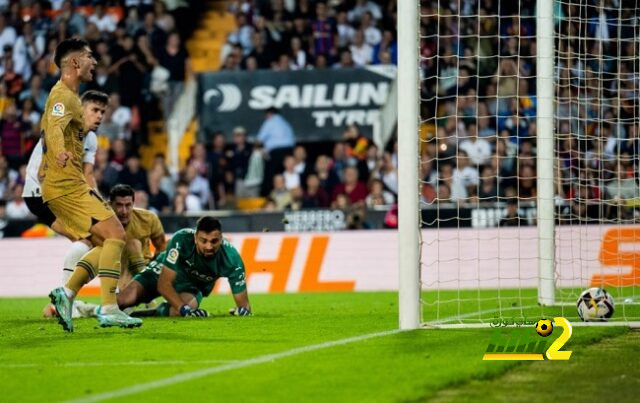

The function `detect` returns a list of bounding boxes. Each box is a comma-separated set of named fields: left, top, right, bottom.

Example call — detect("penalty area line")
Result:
left=65, top=328, right=403, bottom=403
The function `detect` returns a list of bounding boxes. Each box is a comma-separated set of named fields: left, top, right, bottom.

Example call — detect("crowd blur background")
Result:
left=0, top=0, right=637, bottom=226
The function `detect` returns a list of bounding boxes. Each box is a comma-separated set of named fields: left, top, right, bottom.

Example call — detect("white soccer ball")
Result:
left=577, top=287, right=614, bottom=321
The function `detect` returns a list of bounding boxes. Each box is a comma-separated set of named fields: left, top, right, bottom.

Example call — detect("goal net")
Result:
left=401, top=0, right=640, bottom=327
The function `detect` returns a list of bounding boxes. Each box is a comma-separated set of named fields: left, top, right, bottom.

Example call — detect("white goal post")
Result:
left=397, top=0, right=421, bottom=330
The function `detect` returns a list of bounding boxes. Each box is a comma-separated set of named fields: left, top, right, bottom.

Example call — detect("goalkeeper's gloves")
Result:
left=179, top=304, right=192, bottom=317
left=180, top=305, right=209, bottom=317
left=229, top=306, right=252, bottom=316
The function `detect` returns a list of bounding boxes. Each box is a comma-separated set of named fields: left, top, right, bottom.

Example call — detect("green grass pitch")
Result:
left=0, top=292, right=638, bottom=402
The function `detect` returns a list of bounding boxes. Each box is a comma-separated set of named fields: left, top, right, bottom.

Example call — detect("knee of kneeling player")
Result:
left=125, top=238, right=143, bottom=254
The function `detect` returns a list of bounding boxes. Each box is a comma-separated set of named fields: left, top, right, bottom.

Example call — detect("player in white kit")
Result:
left=22, top=90, right=109, bottom=318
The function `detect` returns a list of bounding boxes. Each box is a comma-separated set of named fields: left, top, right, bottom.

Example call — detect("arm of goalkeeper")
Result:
left=229, top=306, right=252, bottom=316
left=229, top=290, right=252, bottom=316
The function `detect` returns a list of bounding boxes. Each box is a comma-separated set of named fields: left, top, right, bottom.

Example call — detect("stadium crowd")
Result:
left=0, top=0, right=638, bottom=224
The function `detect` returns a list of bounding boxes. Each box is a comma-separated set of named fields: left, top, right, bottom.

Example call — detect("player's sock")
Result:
left=155, top=302, right=171, bottom=317
left=98, top=239, right=125, bottom=307
left=65, top=246, right=102, bottom=295
left=127, top=252, right=146, bottom=275
left=62, top=241, right=91, bottom=284
left=100, top=304, right=120, bottom=315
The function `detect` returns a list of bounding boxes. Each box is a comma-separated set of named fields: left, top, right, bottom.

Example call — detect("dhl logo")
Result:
left=79, top=236, right=355, bottom=296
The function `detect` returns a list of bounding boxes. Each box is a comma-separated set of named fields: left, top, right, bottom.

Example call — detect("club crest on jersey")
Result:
left=51, top=103, right=65, bottom=116
left=167, top=248, right=179, bottom=264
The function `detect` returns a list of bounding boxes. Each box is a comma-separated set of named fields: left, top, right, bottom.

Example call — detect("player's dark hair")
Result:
left=54, top=37, right=89, bottom=68
left=196, top=216, right=222, bottom=233
left=81, top=90, right=109, bottom=106
left=109, top=184, right=135, bottom=201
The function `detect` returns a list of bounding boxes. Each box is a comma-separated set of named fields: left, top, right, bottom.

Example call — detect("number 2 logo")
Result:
left=546, top=317, right=572, bottom=360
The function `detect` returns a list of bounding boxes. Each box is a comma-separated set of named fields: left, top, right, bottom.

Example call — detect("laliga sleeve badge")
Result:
left=52, top=103, right=65, bottom=117
left=167, top=248, right=179, bottom=264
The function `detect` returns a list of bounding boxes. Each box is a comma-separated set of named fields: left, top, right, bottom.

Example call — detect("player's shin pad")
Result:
left=66, top=247, right=101, bottom=294
left=98, top=239, right=125, bottom=306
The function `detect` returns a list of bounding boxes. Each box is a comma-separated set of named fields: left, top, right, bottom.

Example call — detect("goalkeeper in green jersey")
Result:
left=117, top=216, right=252, bottom=317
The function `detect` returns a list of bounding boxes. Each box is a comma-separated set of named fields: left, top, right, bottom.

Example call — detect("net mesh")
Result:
left=418, top=0, right=640, bottom=325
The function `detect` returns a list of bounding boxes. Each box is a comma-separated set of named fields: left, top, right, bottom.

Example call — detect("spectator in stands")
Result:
left=185, top=163, right=211, bottom=209
left=310, top=1, right=337, bottom=61
left=55, top=0, right=86, bottom=37
left=18, top=74, right=47, bottom=112
left=6, top=183, right=31, bottom=219
left=289, top=36, right=308, bottom=70
left=372, top=29, right=397, bottom=65
left=350, top=29, right=372, bottom=67
left=109, top=35, right=146, bottom=107
left=228, top=13, right=254, bottom=54
left=459, top=120, right=492, bottom=166
left=365, top=178, right=394, bottom=207
left=89, top=3, right=117, bottom=33
left=0, top=13, right=16, bottom=58
left=153, top=0, right=175, bottom=33
left=134, top=190, right=149, bottom=209
left=0, top=103, right=26, bottom=169
left=108, top=93, right=132, bottom=139
left=158, top=31, right=190, bottom=117
left=238, top=139, right=265, bottom=198
left=518, top=164, right=537, bottom=201
left=150, top=153, right=175, bottom=199
left=207, top=132, right=227, bottom=201
left=188, top=143, right=209, bottom=177
left=172, top=180, right=202, bottom=214
left=333, top=48, right=355, bottom=68
left=227, top=127, right=251, bottom=181
left=1, top=55, right=24, bottom=98
left=269, top=174, right=292, bottom=210
left=19, top=97, right=40, bottom=127
left=336, top=10, right=355, bottom=48
left=30, top=2, right=52, bottom=39
left=301, top=173, right=329, bottom=208
left=282, top=155, right=301, bottom=190
left=0, top=163, right=11, bottom=201
left=257, top=107, right=295, bottom=193
left=499, top=198, right=521, bottom=227
left=360, top=12, right=382, bottom=46
left=118, top=154, right=148, bottom=192
left=478, top=166, right=499, bottom=202
left=13, top=22, right=44, bottom=82
left=332, top=166, right=367, bottom=206
left=605, top=163, right=639, bottom=219
left=147, top=170, right=171, bottom=214
left=348, top=0, right=383, bottom=23
left=86, top=62, right=119, bottom=95
left=313, top=154, right=339, bottom=196
left=292, top=144, right=309, bottom=177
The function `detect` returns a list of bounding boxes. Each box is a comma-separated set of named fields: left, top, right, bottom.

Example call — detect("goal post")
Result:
left=397, top=0, right=421, bottom=330
left=536, top=0, right=556, bottom=306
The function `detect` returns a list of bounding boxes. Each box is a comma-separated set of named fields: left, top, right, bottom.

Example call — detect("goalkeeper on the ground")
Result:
left=117, top=216, right=251, bottom=317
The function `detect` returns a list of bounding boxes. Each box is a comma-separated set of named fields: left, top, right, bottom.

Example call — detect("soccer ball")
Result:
left=577, top=287, right=614, bottom=321
left=535, top=319, right=553, bottom=337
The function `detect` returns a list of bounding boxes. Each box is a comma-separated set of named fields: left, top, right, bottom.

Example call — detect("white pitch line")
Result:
left=65, top=328, right=403, bottom=403
left=0, top=360, right=238, bottom=369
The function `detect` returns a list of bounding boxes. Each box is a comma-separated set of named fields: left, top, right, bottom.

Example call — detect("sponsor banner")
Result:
left=0, top=226, right=638, bottom=297
left=197, top=66, right=396, bottom=141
